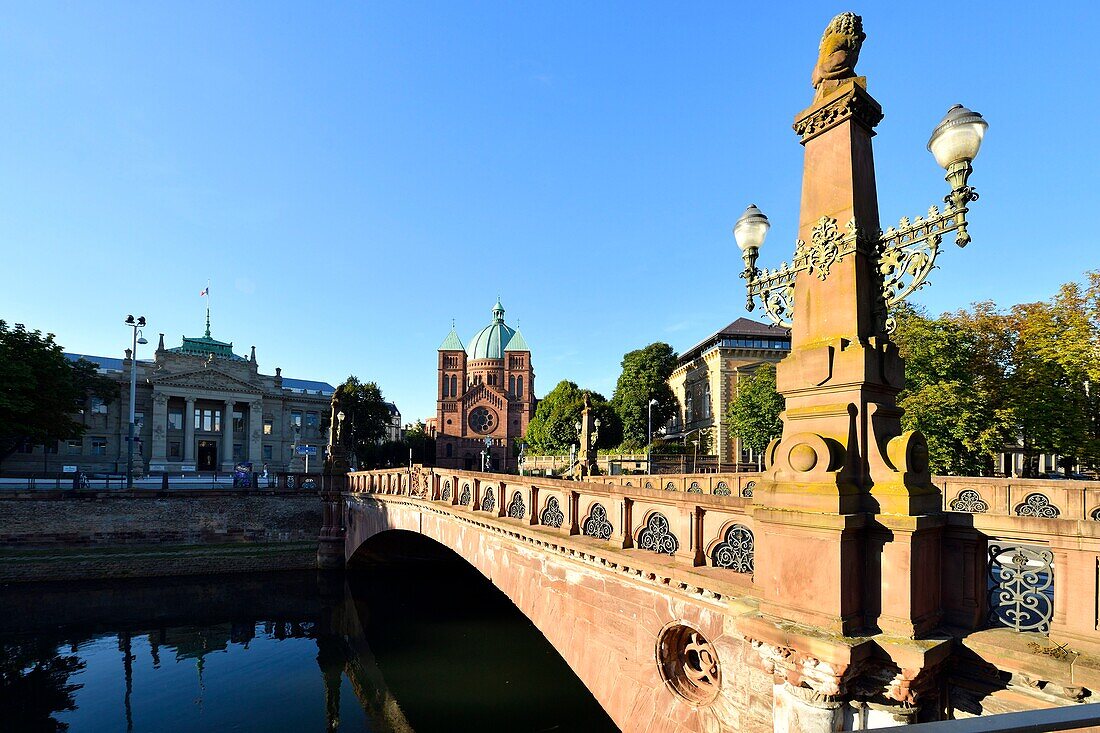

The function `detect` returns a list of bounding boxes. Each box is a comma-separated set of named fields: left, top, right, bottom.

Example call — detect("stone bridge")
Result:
left=327, top=467, right=1100, bottom=733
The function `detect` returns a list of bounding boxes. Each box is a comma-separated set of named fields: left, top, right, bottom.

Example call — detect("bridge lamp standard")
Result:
left=124, top=315, right=148, bottom=490
left=735, top=104, right=988, bottom=329
left=647, top=398, right=659, bottom=474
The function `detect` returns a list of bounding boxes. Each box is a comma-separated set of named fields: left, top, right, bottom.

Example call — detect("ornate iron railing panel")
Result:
left=741, top=481, right=755, bottom=499
left=481, top=486, right=496, bottom=514
left=713, top=481, right=731, bottom=497
left=687, top=482, right=702, bottom=494
left=1014, top=493, right=1060, bottom=518
left=988, top=542, right=1054, bottom=633
left=507, top=491, right=525, bottom=519
left=949, top=489, right=989, bottom=513
left=637, top=513, right=679, bottom=556
left=711, top=524, right=754, bottom=574
left=540, top=496, right=564, bottom=528
left=460, top=483, right=471, bottom=506
left=441, top=480, right=451, bottom=502
left=582, top=503, right=613, bottom=540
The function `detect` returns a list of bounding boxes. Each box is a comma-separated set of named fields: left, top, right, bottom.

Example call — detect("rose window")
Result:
left=468, top=406, right=497, bottom=434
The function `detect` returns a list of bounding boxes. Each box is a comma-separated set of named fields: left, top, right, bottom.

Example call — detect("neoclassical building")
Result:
left=665, top=317, right=790, bottom=467
left=4, top=322, right=336, bottom=475
left=434, top=300, right=535, bottom=471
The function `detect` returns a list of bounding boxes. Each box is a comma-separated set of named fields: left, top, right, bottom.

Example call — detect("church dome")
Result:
left=467, top=300, right=516, bottom=360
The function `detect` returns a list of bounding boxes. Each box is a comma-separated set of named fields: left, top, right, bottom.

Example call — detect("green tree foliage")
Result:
left=893, top=304, right=1016, bottom=476
left=611, top=342, right=679, bottom=449
left=335, top=376, right=394, bottom=468
left=526, top=380, right=621, bottom=453
left=0, top=321, right=115, bottom=462
left=725, top=363, right=784, bottom=454
left=0, top=638, right=85, bottom=732
left=403, top=420, right=436, bottom=465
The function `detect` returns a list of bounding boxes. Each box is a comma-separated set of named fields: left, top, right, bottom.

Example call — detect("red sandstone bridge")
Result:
left=327, top=466, right=1100, bottom=733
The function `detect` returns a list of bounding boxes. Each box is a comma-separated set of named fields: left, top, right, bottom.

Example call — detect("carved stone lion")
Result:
left=811, top=12, right=865, bottom=99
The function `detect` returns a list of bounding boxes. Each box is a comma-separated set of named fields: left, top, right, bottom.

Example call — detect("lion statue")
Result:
left=811, top=12, right=866, bottom=99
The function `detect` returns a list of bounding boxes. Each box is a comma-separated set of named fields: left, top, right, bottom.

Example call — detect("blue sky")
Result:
left=1, top=1, right=1096, bottom=423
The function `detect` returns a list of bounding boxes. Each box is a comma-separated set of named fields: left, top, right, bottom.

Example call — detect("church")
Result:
left=434, top=300, right=535, bottom=471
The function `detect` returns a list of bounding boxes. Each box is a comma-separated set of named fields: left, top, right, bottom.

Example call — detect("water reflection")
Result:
left=0, top=535, right=618, bottom=732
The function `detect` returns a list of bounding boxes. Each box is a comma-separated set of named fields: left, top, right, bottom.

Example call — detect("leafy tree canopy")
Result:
left=611, top=342, right=679, bottom=449
left=726, top=363, right=784, bottom=455
left=526, top=380, right=621, bottom=453
left=335, top=376, right=393, bottom=468
left=0, top=321, right=115, bottom=462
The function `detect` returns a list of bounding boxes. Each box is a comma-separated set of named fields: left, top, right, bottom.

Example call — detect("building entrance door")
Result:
left=197, top=440, right=218, bottom=471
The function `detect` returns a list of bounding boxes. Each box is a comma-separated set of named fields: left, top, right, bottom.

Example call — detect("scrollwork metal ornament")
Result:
left=713, top=481, right=731, bottom=496
left=460, top=483, right=471, bottom=506
left=481, top=486, right=496, bottom=514
left=1015, top=493, right=1060, bottom=519
left=949, top=489, right=989, bottom=513
left=507, top=491, right=525, bottom=519
left=637, top=513, right=679, bottom=556
left=582, top=503, right=613, bottom=540
left=989, top=543, right=1054, bottom=633
left=441, top=480, right=451, bottom=502
left=712, top=524, right=754, bottom=573
left=540, top=496, right=564, bottom=528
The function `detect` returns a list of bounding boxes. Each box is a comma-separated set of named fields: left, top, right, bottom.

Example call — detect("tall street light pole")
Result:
left=124, top=315, right=147, bottom=489
left=647, top=398, right=658, bottom=474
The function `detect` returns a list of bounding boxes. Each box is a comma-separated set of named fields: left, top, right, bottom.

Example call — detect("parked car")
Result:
left=1042, top=472, right=1069, bottom=480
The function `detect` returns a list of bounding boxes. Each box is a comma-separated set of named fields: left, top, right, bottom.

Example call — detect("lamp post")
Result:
left=124, top=315, right=147, bottom=489
left=647, top=398, right=658, bottom=474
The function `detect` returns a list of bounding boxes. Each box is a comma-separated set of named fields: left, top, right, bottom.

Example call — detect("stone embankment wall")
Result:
left=0, top=492, right=321, bottom=582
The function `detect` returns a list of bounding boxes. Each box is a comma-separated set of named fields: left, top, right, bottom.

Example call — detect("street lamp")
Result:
left=124, top=315, right=147, bottom=489
left=482, top=436, right=492, bottom=472
left=738, top=106, right=988, bottom=332
left=647, top=398, right=659, bottom=474
left=336, top=410, right=345, bottom=443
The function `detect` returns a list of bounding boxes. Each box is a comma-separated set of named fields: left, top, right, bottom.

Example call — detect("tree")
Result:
left=526, top=380, right=621, bottom=453
left=0, top=321, right=115, bottom=463
left=726, top=363, right=784, bottom=455
left=893, top=304, right=1015, bottom=475
left=403, top=420, right=436, bottom=465
left=611, top=342, right=679, bottom=449
left=335, top=376, right=393, bottom=468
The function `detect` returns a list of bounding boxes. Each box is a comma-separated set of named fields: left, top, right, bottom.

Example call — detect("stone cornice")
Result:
left=793, top=81, right=883, bottom=144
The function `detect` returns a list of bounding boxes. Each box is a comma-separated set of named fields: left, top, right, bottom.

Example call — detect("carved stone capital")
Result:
left=748, top=639, right=853, bottom=701
left=152, top=392, right=169, bottom=406
left=793, top=82, right=883, bottom=144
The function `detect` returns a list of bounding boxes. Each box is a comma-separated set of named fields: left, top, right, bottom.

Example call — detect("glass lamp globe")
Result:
left=734, top=204, right=770, bottom=253
left=928, top=105, right=988, bottom=169
left=574, top=421, right=582, bottom=432
left=337, top=410, right=345, bottom=423
left=594, top=418, right=601, bottom=428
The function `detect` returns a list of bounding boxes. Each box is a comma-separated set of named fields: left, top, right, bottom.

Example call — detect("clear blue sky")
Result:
left=1, top=2, right=1096, bottom=423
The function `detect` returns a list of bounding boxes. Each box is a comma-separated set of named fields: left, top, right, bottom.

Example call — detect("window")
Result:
left=686, top=389, right=694, bottom=423
left=263, top=444, right=273, bottom=461
left=305, top=411, right=319, bottom=429
left=90, top=438, right=108, bottom=456
left=291, top=410, right=303, bottom=428
left=703, top=383, right=711, bottom=419
left=91, top=397, right=108, bottom=414
left=509, top=375, right=515, bottom=394
left=233, top=411, right=244, bottom=433
left=169, top=441, right=181, bottom=459
left=517, top=377, right=523, bottom=398
left=168, top=410, right=183, bottom=430
left=67, top=439, right=82, bottom=454
left=263, top=418, right=273, bottom=435
left=451, top=375, right=458, bottom=396
left=445, top=443, right=453, bottom=458
left=233, top=444, right=244, bottom=461
left=195, top=408, right=221, bottom=432
left=442, top=376, right=449, bottom=398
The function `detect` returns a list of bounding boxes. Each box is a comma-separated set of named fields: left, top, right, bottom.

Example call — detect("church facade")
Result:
left=434, top=301, right=535, bottom=471
left=3, top=322, right=336, bottom=476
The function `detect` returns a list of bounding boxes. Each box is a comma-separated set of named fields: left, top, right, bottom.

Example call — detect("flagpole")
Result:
left=204, top=279, right=211, bottom=338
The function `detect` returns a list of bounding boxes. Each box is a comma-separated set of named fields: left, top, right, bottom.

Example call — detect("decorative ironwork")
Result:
left=286, top=475, right=296, bottom=490
left=687, top=481, right=702, bottom=494
left=441, top=480, right=451, bottom=502
left=540, top=496, right=564, bottom=528
left=949, top=489, right=989, bottom=513
left=742, top=481, right=755, bottom=498
left=1091, top=507, right=1100, bottom=522
left=507, top=491, right=525, bottom=519
left=664, top=481, right=676, bottom=491
left=711, top=524, right=754, bottom=574
left=713, top=481, right=731, bottom=497
left=460, top=483, right=471, bottom=506
left=644, top=481, right=654, bottom=489
left=481, top=486, right=496, bottom=514
left=1015, top=493, right=1060, bottom=519
left=637, top=512, right=679, bottom=556
left=302, top=478, right=316, bottom=491
left=582, top=503, right=613, bottom=540
left=989, top=543, right=1054, bottom=633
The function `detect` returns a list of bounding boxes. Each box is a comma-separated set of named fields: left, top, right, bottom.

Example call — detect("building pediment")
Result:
left=152, top=367, right=261, bottom=395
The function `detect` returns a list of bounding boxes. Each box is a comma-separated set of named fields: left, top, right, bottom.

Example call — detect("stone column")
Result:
left=150, top=392, right=169, bottom=471
left=183, top=397, right=196, bottom=468
left=248, top=399, right=263, bottom=466
left=223, top=399, right=236, bottom=471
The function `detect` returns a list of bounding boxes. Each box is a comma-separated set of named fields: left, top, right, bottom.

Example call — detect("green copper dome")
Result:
left=467, top=301, right=516, bottom=360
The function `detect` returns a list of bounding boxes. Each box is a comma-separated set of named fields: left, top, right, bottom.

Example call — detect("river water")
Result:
left=0, top=533, right=619, bottom=732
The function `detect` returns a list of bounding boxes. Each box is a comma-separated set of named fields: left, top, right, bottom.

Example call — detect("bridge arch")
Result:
left=344, top=494, right=773, bottom=733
